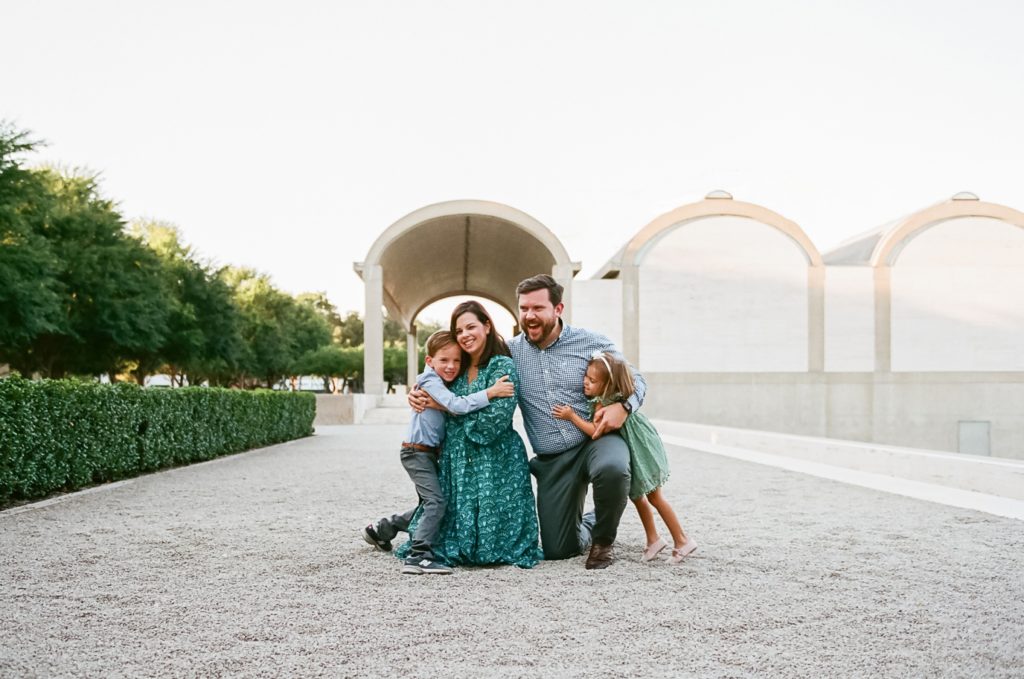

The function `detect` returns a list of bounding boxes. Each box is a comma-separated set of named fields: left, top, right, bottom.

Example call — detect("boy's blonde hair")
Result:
left=589, top=351, right=635, bottom=401
left=425, top=330, right=459, bottom=357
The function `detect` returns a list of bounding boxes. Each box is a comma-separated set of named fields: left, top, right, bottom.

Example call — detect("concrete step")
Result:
left=360, top=405, right=411, bottom=425
left=378, top=393, right=410, bottom=408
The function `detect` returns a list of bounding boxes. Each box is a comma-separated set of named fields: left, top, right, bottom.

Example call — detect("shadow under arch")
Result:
left=411, top=290, right=516, bottom=328
left=355, top=199, right=579, bottom=395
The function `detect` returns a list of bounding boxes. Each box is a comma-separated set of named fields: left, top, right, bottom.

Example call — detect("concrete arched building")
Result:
left=822, top=192, right=1024, bottom=457
left=585, top=190, right=825, bottom=372
left=355, top=193, right=1024, bottom=458
left=354, top=200, right=578, bottom=396
left=571, top=192, right=827, bottom=445
left=577, top=192, right=1024, bottom=458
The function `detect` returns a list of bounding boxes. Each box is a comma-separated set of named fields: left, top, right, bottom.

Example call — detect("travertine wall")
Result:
left=636, top=216, right=809, bottom=372
left=587, top=206, right=1024, bottom=458
left=640, top=372, right=1024, bottom=459
left=824, top=267, right=875, bottom=372
left=890, top=217, right=1024, bottom=372
left=570, top=279, right=624, bottom=348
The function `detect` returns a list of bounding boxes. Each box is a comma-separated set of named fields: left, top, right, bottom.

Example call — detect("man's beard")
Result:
left=524, top=317, right=557, bottom=345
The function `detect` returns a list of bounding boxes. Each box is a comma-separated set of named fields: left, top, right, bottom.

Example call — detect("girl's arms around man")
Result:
left=553, top=402, right=601, bottom=438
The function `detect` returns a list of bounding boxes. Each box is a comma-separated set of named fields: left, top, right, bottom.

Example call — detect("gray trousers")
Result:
left=528, top=432, right=630, bottom=560
left=376, top=447, right=447, bottom=560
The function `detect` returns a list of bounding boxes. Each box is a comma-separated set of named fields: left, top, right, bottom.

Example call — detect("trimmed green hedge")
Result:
left=0, top=377, right=315, bottom=506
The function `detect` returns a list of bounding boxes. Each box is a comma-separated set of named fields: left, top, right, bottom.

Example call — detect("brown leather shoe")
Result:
left=585, top=543, right=614, bottom=570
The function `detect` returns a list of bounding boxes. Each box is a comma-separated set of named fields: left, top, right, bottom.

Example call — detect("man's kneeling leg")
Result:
left=583, top=433, right=630, bottom=547
left=530, top=448, right=589, bottom=560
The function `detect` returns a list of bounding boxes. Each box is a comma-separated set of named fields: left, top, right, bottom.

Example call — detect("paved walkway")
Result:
left=2, top=425, right=1022, bottom=678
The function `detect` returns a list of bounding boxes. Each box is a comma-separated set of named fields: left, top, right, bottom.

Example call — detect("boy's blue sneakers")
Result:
left=401, top=556, right=453, bottom=575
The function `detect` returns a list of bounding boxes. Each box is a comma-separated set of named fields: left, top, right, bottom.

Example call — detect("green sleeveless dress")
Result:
left=397, top=355, right=543, bottom=568
left=590, top=395, right=670, bottom=500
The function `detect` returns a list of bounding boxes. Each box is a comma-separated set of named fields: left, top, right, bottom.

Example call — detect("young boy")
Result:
left=362, top=330, right=514, bottom=574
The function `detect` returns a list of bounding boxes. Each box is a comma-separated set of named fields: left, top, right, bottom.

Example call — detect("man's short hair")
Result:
left=425, top=330, right=457, bottom=357
left=515, top=274, right=564, bottom=306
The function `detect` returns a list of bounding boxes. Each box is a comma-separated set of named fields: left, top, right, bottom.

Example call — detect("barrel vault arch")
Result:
left=355, top=200, right=579, bottom=395
left=595, top=192, right=824, bottom=369
left=868, top=193, right=1024, bottom=372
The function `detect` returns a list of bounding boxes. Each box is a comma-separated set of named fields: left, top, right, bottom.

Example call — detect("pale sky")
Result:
left=4, top=0, right=1023, bottom=329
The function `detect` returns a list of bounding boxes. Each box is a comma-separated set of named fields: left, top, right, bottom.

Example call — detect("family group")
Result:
left=362, top=274, right=696, bottom=573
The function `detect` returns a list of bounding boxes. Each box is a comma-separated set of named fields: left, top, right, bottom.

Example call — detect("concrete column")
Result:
left=621, top=265, right=641, bottom=366
left=874, top=266, right=892, bottom=372
left=552, top=263, right=576, bottom=324
left=808, top=266, right=825, bottom=372
left=363, top=264, right=385, bottom=396
left=406, top=328, right=418, bottom=393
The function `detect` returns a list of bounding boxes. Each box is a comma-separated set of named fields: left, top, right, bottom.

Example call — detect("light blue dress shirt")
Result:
left=404, top=366, right=491, bottom=447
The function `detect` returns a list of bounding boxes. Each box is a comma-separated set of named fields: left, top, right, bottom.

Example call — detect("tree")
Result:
left=335, top=311, right=363, bottom=348
left=222, top=268, right=331, bottom=388
left=10, top=168, right=170, bottom=378
left=415, top=319, right=443, bottom=345
left=297, top=292, right=344, bottom=344
left=132, top=220, right=244, bottom=386
left=384, top=315, right=406, bottom=345
left=0, top=123, right=63, bottom=367
left=183, top=265, right=245, bottom=387
left=290, top=295, right=333, bottom=361
left=293, top=345, right=362, bottom=393
left=334, top=310, right=414, bottom=348
left=383, top=345, right=407, bottom=393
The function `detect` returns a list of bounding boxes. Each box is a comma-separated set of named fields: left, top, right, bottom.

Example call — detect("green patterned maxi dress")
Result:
left=396, top=355, right=543, bottom=568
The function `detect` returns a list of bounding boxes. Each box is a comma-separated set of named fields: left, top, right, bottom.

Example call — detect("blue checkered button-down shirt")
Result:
left=508, top=323, right=646, bottom=455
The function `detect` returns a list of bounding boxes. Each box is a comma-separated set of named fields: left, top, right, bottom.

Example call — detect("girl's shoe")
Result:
left=667, top=539, right=697, bottom=564
left=642, top=537, right=668, bottom=562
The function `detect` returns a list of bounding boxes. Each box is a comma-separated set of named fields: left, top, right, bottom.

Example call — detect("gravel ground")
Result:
left=2, top=424, right=1022, bottom=678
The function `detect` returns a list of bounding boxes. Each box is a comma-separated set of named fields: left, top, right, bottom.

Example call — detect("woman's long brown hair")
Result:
left=450, top=300, right=510, bottom=376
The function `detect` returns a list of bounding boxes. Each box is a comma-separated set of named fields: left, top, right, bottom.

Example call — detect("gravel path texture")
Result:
left=2, top=424, right=1022, bottom=678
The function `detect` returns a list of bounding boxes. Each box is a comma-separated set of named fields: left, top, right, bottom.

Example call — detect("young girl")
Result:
left=553, top=351, right=697, bottom=563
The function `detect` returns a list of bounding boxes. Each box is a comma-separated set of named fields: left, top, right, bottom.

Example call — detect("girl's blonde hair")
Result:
left=589, top=351, right=635, bottom=401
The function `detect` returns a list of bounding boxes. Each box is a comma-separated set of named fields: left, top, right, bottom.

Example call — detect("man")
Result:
left=509, top=274, right=645, bottom=569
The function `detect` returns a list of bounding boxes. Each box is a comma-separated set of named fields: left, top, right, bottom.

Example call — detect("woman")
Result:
left=397, top=300, right=543, bottom=568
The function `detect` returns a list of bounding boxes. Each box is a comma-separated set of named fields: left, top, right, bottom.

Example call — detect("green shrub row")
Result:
left=0, top=377, right=315, bottom=506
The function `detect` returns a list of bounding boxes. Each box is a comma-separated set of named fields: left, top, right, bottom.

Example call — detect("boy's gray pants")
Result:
left=376, top=447, right=446, bottom=560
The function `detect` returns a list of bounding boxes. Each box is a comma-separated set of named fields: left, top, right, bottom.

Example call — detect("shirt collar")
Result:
left=531, top=320, right=572, bottom=350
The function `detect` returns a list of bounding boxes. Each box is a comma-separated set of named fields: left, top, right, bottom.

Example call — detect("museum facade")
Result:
left=357, top=192, right=1024, bottom=459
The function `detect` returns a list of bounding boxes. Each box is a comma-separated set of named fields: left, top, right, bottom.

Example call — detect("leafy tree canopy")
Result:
left=0, top=123, right=63, bottom=359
